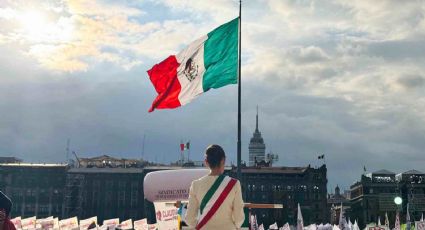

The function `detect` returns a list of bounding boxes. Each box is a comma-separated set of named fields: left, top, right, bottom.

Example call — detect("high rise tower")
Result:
left=249, top=106, right=266, bottom=166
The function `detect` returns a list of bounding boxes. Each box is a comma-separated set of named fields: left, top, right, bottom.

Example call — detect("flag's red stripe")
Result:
left=196, top=179, right=237, bottom=230
left=147, top=55, right=181, bottom=112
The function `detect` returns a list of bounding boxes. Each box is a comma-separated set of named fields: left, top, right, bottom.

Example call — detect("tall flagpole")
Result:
left=237, top=0, right=242, bottom=180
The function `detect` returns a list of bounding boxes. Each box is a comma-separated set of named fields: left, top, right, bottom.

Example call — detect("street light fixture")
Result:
left=394, top=196, right=402, bottom=205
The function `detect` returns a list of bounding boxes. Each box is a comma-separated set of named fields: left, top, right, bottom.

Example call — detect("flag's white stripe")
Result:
left=198, top=176, right=232, bottom=223
left=176, top=35, right=208, bottom=105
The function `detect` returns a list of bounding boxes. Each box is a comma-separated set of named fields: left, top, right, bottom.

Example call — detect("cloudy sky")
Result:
left=1, top=0, right=425, bottom=190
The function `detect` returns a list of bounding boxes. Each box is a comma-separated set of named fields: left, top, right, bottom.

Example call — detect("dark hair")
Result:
left=0, top=191, right=12, bottom=217
left=205, top=144, right=226, bottom=168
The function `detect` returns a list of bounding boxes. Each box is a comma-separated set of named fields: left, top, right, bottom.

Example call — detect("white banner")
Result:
left=59, top=217, right=79, bottom=230
left=154, top=202, right=178, bottom=230
left=118, top=219, right=133, bottom=230
left=416, top=221, right=425, bottom=230
left=11, top=217, right=22, bottom=229
left=134, top=219, right=148, bottom=230
left=147, top=224, right=157, bottom=230
left=40, top=218, right=55, bottom=230
left=80, top=216, right=97, bottom=230
left=21, top=216, right=36, bottom=230
left=98, top=225, right=108, bottom=230
left=103, top=218, right=119, bottom=230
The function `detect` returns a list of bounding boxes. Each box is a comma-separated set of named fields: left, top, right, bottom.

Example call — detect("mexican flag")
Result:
left=147, top=18, right=239, bottom=112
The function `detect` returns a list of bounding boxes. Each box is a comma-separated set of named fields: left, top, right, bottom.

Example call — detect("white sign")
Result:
left=40, top=218, right=55, bottom=230
left=144, top=169, right=208, bottom=202
left=21, top=216, right=36, bottom=230
left=154, top=202, right=179, bottom=230
left=134, top=219, right=148, bottom=230
left=416, top=221, right=425, bottom=230
left=59, top=217, right=79, bottom=230
left=11, top=217, right=22, bottom=229
left=118, top=219, right=133, bottom=230
left=147, top=224, right=157, bottom=230
left=103, top=218, right=119, bottom=230
left=80, top=216, right=97, bottom=230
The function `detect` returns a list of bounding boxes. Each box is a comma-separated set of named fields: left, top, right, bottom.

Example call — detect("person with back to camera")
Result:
left=185, top=145, right=245, bottom=230
left=0, top=191, right=16, bottom=230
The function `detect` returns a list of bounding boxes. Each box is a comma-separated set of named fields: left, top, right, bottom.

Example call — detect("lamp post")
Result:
left=395, top=196, right=403, bottom=220
left=394, top=196, right=402, bottom=211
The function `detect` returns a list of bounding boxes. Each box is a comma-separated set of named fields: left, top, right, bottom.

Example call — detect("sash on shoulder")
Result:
left=196, top=175, right=237, bottom=230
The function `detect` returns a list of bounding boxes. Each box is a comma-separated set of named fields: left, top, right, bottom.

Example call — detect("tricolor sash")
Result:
left=196, top=175, right=237, bottom=230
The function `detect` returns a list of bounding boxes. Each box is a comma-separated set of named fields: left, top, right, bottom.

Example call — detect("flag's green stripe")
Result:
left=202, top=18, right=239, bottom=92
left=200, top=175, right=225, bottom=214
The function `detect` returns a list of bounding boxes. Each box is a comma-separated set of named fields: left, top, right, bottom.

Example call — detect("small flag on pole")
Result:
left=180, top=142, right=190, bottom=151
left=395, top=211, right=401, bottom=230
left=407, top=203, right=411, bottom=230
left=297, top=203, right=304, bottom=230
left=385, top=212, right=389, bottom=229
left=339, top=203, right=347, bottom=230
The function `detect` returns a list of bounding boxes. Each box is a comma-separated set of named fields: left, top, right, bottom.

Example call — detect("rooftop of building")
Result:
left=0, top=156, right=23, bottom=163
left=68, top=167, right=145, bottom=174
left=0, top=163, right=68, bottom=167
left=231, top=164, right=325, bottom=174
left=79, top=154, right=141, bottom=162
left=351, top=168, right=425, bottom=188
left=372, top=169, right=396, bottom=175
left=328, top=185, right=349, bottom=204
left=400, top=169, right=424, bottom=175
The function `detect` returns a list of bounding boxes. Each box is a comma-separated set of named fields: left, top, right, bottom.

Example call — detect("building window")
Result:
left=105, top=191, right=112, bottom=206
left=119, top=181, right=126, bottom=189
left=106, top=180, right=114, bottom=189
left=93, top=180, right=100, bottom=188
left=39, top=205, right=49, bottom=213
left=118, top=191, right=125, bottom=207
left=131, top=191, right=138, bottom=207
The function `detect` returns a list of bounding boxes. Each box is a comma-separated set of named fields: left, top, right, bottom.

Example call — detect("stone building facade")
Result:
left=0, top=163, right=67, bottom=218
left=230, top=164, right=328, bottom=227
left=350, top=169, right=425, bottom=229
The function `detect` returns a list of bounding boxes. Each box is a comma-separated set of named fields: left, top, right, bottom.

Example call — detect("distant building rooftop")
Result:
left=372, top=169, right=396, bottom=175
left=0, top=163, right=67, bottom=168
left=68, top=167, right=144, bottom=174
left=77, top=154, right=144, bottom=168
left=0, top=157, right=23, bottom=163
left=401, top=169, right=424, bottom=175
left=235, top=166, right=311, bottom=174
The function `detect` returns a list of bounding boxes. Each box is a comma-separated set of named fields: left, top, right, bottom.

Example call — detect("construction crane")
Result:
left=72, top=151, right=81, bottom=168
